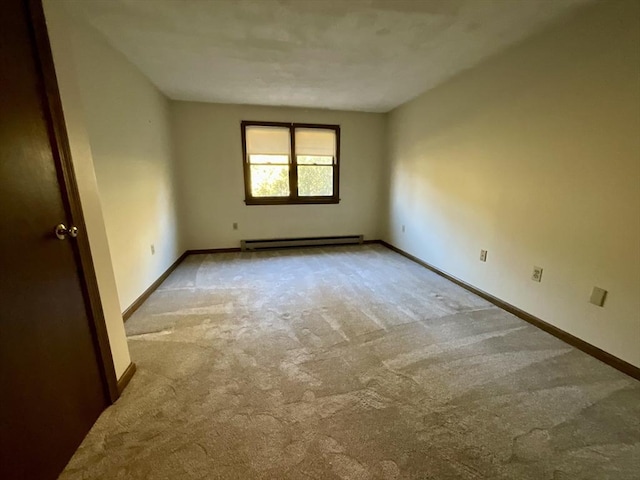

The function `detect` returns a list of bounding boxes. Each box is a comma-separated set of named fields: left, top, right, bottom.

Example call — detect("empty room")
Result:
left=1, top=0, right=639, bottom=479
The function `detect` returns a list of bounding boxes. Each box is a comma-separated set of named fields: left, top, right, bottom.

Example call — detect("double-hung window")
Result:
left=241, top=121, right=340, bottom=205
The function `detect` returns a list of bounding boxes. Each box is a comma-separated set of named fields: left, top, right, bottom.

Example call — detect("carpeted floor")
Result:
left=60, top=245, right=640, bottom=479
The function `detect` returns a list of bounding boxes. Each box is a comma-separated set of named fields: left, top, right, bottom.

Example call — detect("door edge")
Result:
left=27, top=0, right=120, bottom=404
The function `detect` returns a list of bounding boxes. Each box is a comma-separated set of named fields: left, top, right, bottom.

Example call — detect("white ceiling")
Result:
left=62, top=0, right=591, bottom=113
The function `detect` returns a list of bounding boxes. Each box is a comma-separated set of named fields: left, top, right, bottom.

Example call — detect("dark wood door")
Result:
left=0, top=1, right=109, bottom=479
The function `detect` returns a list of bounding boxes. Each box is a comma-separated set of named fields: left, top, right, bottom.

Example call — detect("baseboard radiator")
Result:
left=241, top=235, right=363, bottom=251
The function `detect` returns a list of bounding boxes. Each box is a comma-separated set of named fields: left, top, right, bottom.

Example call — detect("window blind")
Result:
left=245, top=126, right=290, bottom=156
left=294, top=128, right=336, bottom=158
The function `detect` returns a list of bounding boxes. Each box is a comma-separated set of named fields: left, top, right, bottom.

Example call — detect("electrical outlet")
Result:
left=150, top=244, right=155, bottom=255
left=531, top=266, right=543, bottom=282
left=402, top=225, right=405, bottom=233
left=233, top=222, right=238, bottom=230
left=480, top=250, right=488, bottom=262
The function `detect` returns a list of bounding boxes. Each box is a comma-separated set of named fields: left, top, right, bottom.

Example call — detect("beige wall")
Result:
left=59, top=5, right=183, bottom=312
left=172, top=102, right=386, bottom=249
left=42, top=1, right=131, bottom=378
left=44, top=0, right=639, bottom=376
left=385, top=0, right=640, bottom=367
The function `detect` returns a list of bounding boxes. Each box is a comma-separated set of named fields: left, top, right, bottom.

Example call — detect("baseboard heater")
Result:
left=241, top=235, right=363, bottom=251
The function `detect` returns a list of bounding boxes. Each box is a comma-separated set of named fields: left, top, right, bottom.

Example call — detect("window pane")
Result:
left=250, top=165, right=290, bottom=197
left=249, top=154, right=289, bottom=165
left=298, top=165, right=333, bottom=196
left=297, top=155, right=333, bottom=165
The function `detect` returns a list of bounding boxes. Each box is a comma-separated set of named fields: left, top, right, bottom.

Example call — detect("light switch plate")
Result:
left=590, top=287, right=607, bottom=307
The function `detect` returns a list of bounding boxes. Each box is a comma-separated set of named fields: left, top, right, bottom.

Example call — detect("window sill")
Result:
left=245, top=197, right=340, bottom=206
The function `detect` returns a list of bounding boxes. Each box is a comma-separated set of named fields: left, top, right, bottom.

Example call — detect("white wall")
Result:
left=59, top=5, right=183, bottom=312
left=42, top=1, right=131, bottom=379
left=172, top=103, right=386, bottom=249
left=385, top=0, right=640, bottom=367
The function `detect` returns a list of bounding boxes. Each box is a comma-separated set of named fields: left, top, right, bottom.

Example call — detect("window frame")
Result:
left=241, top=120, right=341, bottom=205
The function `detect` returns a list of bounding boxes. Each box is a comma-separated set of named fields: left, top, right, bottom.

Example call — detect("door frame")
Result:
left=27, top=0, right=120, bottom=404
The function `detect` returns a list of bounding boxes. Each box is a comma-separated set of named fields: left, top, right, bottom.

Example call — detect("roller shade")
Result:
left=246, top=126, right=290, bottom=156
left=295, top=128, right=336, bottom=157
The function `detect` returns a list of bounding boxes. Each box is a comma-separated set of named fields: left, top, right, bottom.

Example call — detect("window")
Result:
left=241, top=121, right=340, bottom=205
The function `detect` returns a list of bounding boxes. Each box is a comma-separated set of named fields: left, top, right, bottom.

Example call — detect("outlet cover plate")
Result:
left=480, top=250, right=488, bottom=262
left=590, top=287, right=607, bottom=307
left=532, top=266, right=543, bottom=282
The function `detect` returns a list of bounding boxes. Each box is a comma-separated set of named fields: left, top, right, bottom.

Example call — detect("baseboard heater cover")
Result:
left=241, top=235, right=363, bottom=251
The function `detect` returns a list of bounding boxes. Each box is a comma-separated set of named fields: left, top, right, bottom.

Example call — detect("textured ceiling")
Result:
left=62, top=0, right=591, bottom=112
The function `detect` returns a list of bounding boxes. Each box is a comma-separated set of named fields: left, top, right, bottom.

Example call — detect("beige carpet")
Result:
left=60, top=245, right=640, bottom=479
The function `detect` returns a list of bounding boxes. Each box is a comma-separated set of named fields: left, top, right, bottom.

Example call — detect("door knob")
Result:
left=55, top=223, right=79, bottom=240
